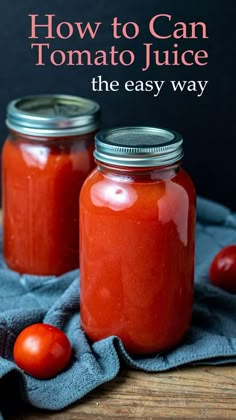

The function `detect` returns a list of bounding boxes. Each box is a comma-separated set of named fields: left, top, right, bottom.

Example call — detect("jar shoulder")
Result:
left=81, top=167, right=195, bottom=193
left=2, top=136, right=95, bottom=174
left=80, top=167, right=196, bottom=213
left=175, top=168, right=196, bottom=198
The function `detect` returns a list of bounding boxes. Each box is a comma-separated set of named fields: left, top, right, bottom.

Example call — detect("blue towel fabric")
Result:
left=0, top=197, right=236, bottom=417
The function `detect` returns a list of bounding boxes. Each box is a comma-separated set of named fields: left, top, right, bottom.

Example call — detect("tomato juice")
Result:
left=80, top=127, right=196, bottom=354
left=2, top=94, right=100, bottom=275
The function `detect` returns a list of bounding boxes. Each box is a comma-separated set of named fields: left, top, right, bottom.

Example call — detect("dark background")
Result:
left=0, top=0, right=235, bottom=208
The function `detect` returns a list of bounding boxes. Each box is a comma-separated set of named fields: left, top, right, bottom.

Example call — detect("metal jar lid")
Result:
left=94, top=127, right=184, bottom=167
left=6, top=94, right=101, bottom=137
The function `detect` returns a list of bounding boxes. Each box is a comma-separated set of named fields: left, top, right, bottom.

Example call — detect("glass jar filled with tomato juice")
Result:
left=80, top=127, right=196, bottom=354
left=2, top=94, right=100, bottom=275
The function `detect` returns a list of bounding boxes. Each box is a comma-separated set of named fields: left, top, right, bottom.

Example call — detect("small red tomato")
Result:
left=209, top=245, right=236, bottom=293
left=13, top=323, right=72, bottom=379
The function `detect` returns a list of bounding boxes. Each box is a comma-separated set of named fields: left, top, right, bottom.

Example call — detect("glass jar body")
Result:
left=2, top=131, right=96, bottom=275
left=80, top=163, right=196, bottom=354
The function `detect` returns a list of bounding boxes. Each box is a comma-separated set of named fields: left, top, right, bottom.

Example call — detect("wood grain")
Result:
left=6, top=365, right=236, bottom=419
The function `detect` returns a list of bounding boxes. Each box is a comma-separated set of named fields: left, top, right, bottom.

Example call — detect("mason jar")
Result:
left=2, top=94, right=100, bottom=275
left=80, top=127, right=196, bottom=354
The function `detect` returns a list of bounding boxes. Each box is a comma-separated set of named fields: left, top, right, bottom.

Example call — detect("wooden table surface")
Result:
left=5, top=364, right=236, bottom=419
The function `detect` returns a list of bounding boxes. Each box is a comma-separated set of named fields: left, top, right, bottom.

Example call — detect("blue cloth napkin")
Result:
left=0, top=197, right=236, bottom=417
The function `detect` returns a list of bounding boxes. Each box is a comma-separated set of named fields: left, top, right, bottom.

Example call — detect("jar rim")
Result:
left=6, top=94, right=101, bottom=137
left=94, top=126, right=184, bottom=168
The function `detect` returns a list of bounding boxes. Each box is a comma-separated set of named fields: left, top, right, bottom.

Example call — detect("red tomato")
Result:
left=13, top=323, right=72, bottom=379
left=209, top=245, right=236, bottom=293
